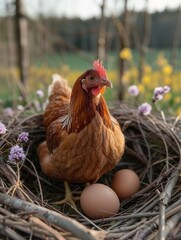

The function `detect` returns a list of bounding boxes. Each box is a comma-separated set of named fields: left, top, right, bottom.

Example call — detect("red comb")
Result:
left=93, top=59, right=107, bottom=79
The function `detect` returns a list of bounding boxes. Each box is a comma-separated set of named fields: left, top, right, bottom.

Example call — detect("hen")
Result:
left=37, top=60, right=125, bottom=204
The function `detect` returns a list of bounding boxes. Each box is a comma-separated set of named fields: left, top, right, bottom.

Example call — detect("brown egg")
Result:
left=111, top=169, right=140, bottom=199
left=80, top=183, right=120, bottom=219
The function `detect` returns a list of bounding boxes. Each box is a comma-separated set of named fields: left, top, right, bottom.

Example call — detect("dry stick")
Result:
left=22, top=164, right=65, bottom=192
left=0, top=215, right=56, bottom=239
left=111, top=219, right=146, bottom=232
left=72, top=206, right=102, bottom=231
left=87, top=212, right=158, bottom=227
left=107, top=196, right=158, bottom=231
left=136, top=223, right=158, bottom=240
left=0, top=222, right=26, bottom=240
left=158, top=192, right=166, bottom=240
left=0, top=193, right=105, bottom=240
left=137, top=117, right=153, bottom=182
left=0, top=162, right=26, bottom=200
left=146, top=204, right=181, bottom=240
left=125, top=146, right=147, bottom=166
left=164, top=211, right=181, bottom=239
left=30, top=216, right=66, bottom=240
left=26, top=158, right=44, bottom=205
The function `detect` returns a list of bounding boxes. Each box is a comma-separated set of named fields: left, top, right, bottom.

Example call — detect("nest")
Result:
left=0, top=104, right=181, bottom=240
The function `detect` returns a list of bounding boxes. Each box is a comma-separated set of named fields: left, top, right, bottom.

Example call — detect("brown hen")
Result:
left=37, top=60, right=125, bottom=204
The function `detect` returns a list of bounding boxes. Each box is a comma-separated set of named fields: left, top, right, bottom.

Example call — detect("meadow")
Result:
left=0, top=48, right=181, bottom=116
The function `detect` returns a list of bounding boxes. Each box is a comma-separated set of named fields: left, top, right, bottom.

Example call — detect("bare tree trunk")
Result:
left=15, top=0, right=29, bottom=100
left=171, top=5, right=181, bottom=69
left=6, top=3, right=17, bottom=108
left=138, top=0, right=151, bottom=82
left=97, top=0, right=106, bottom=61
left=112, top=0, right=130, bottom=101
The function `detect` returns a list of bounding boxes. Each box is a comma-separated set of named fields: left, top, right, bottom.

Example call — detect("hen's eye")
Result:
left=90, top=76, right=94, bottom=80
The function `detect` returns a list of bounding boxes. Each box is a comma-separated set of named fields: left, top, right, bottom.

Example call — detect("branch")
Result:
left=164, top=210, right=181, bottom=239
left=0, top=193, right=105, bottom=240
left=111, top=15, right=129, bottom=47
left=0, top=222, right=26, bottom=240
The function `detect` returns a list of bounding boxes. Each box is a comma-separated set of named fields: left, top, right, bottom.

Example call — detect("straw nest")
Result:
left=0, top=103, right=181, bottom=240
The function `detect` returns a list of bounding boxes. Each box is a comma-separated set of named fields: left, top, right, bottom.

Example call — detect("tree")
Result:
left=97, top=0, right=106, bottom=61
left=15, top=0, right=29, bottom=100
left=112, top=0, right=130, bottom=100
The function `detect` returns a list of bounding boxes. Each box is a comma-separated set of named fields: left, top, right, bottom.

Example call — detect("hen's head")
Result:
left=74, top=60, right=112, bottom=97
left=69, top=60, right=113, bottom=131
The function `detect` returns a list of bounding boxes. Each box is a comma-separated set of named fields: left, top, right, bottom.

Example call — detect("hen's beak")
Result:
left=99, top=78, right=113, bottom=88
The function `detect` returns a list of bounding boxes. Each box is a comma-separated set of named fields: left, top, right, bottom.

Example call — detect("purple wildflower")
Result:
left=8, top=145, right=25, bottom=164
left=0, top=122, right=7, bottom=135
left=153, top=86, right=170, bottom=102
left=163, top=86, right=171, bottom=93
left=17, top=132, right=29, bottom=143
left=36, top=89, right=44, bottom=98
left=128, top=85, right=139, bottom=96
left=153, top=87, right=164, bottom=101
left=138, top=103, right=152, bottom=116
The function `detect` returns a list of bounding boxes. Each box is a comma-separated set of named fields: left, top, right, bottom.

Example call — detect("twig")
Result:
left=0, top=222, right=26, bottom=240
left=26, top=158, right=44, bottom=205
left=135, top=222, right=157, bottom=240
left=0, top=215, right=55, bottom=239
left=157, top=165, right=181, bottom=240
left=30, top=216, right=66, bottom=240
left=164, top=210, right=181, bottom=239
left=158, top=193, right=166, bottom=240
left=87, top=212, right=158, bottom=225
left=0, top=192, right=105, bottom=240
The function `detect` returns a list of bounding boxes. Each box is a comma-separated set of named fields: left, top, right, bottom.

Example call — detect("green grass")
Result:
left=34, top=48, right=181, bottom=71
left=34, top=52, right=95, bottom=70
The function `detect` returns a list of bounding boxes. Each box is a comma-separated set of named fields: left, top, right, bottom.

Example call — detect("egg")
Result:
left=80, top=183, right=120, bottom=219
left=111, top=169, right=140, bottom=199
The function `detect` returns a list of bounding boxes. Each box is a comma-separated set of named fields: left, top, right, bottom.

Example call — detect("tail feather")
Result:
left=43, top=74, right=71, bottom=129
left=48, top=74, right=71, bottom=102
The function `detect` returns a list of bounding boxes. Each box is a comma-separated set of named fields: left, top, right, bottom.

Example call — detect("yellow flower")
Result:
left=143, top=64, right=152, bottom=74
left=119, top=48, right=132, bottom=61
left=138, top=84, right=144, bottom=93
left=122, top=71, right=130, bottom=83
left=142, top=75, right=151, bottom=85
left=162, top=65, right=173, bottom=75
left=130, top=67, right=138, bottom=78
left=175, top=96, right=180, bottom=104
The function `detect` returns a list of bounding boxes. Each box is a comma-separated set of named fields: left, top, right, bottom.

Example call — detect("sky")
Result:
left=1, top=0, right=181, bottom=19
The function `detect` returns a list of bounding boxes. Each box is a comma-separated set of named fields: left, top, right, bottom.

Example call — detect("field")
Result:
left=1, top=48, right=181, bottom=116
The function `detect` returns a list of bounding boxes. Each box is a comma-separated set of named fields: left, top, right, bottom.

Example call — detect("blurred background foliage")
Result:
left=0, top=0, right=181, bottom=116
